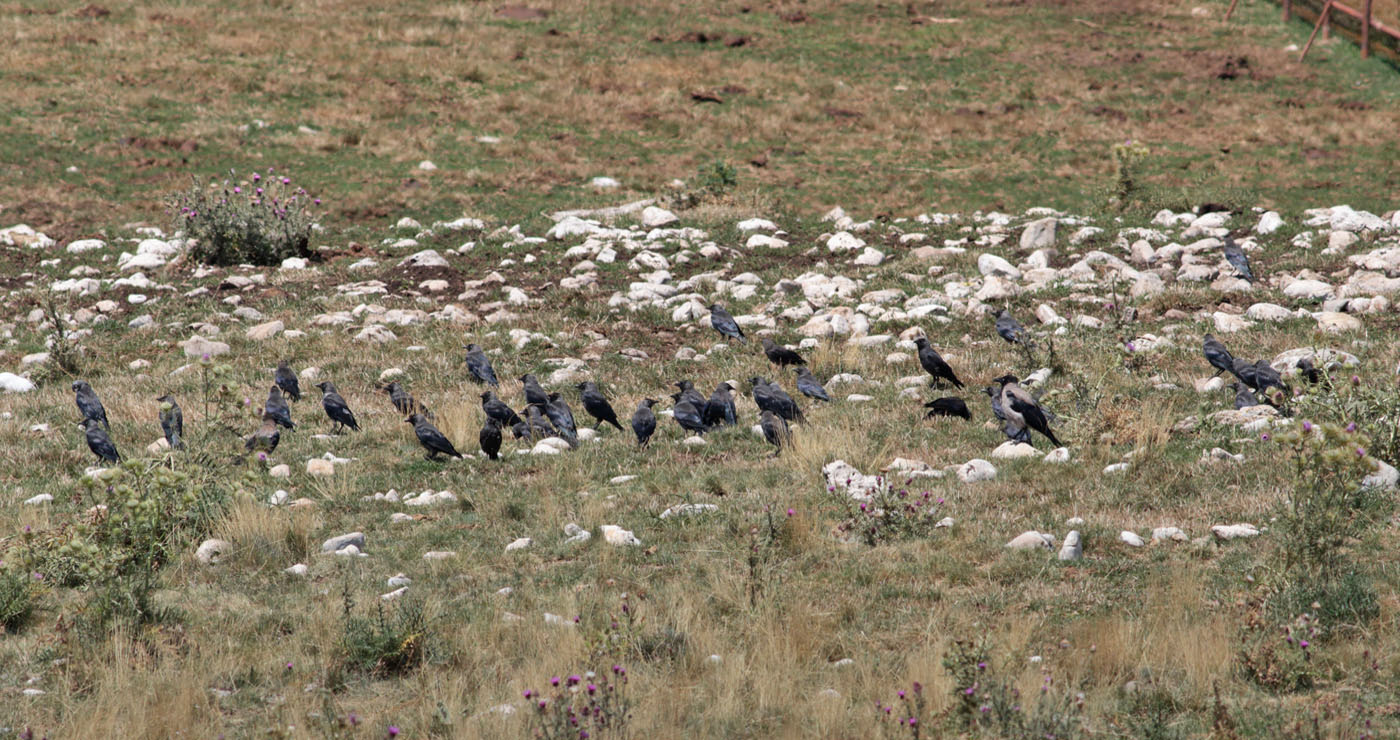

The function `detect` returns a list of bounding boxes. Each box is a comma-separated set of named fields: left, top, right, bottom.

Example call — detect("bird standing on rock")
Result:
left=709, top=303, right=746, bottom=343
left=480, top=417, right=503, bottom=460
left=914, top=337, right=964, bottom=388
left=632, top=399, right=658, bottom=448
left=245, top=413, right=281, bottom=454
left=315, top=381, right=359, bottom=433
left=464, top=343, right=499, bottom=387
left=82, top=418, right=121, bottom=463
left=578, top=381, right=623, bottom=431
left=924, top=397, right=971, bottom=420
left=72, top=380, right=109, bottom=430
left=760, top=337, right=804, bottom=368
left=275, top=360, right=301, bottom=402
left=265, top=386, right=295, bottom=430
left=156, top=394, right=184, bottom=450
left=995, top=375, right=1062, bottom=448
left=1223, top=236, right=1254, bottom=283
left=407, top=413, right=463, bottom=461
left=759, top=409, right=790, bottom=456
left=793, top=367, right=831, bottom=402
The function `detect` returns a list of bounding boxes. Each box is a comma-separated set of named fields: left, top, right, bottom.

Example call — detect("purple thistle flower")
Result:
left=786, top=508, right=795, bottom=517
left=253, top=173, right=261, bottom=181
left=1302, top=421, right=1313, bottom=432
left=233, top=186, right=241, bottom=194
left=551, top=677, right=560, bottom=687
left=387, top=726, right=399, bottom=737
left=1260, top=433, right=1270, bottom=442
left=1346, top=422, right=1357, bottom=432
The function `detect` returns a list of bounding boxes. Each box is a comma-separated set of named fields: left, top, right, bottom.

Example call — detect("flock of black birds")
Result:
left=67, top=302, right=1081, bottom=467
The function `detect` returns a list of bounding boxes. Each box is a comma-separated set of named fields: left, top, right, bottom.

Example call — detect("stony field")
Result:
left=3, top=0, right=1400, bottom=739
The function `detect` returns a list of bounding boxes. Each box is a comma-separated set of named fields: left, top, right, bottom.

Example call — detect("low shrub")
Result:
left=169, top=169, right=317, bottom=266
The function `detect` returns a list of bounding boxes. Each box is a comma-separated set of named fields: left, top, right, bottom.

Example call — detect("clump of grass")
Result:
left=337, top=584, right=431, bottom=678
left=0, top=568, right=39, bottom=634
left=169, top=169, right=317, bottom=266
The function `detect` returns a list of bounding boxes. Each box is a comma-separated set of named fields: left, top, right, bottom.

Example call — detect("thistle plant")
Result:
left=169, top=168, right=317, bottom=266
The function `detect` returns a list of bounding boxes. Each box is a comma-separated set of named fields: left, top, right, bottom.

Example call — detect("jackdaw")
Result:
left=546, top=392, right=580, bottom=448
left=577, top=381, right=623, bottom=431
left=72, top=380, right=109, bottom=430
left=381, top=381, right=427, bottom=418
left=1223, top=237, right=1254, bottom=283
left=1296, top=357, right=1321, bottom=384
left=760, top=338, right=804, bottom=368
left=1202, top=334, right=1235, bottom=377
left=749, top=377, right=804, bottom=423
left=481, top=391, right=523, bottom=428
left=995, top=310, right=1029, bottom=345
left=709, top=303, right=746, bottom=343
left=156, top=394, right=184, bottom=450
left=82, top=418, right=121, bottom=463
left=480, top=417, right=503, bottom=460
left=1229, top=381, right=1260, bottom=410
left=996, top=375, right=1062, bottom=448
left=275, top=360, right=301, bottom=402
left=793, top=367, right=831, bottom=402
left=524, top=404, right=559, bottom=441
left=672, top=399, right=708, bottom=436
left=703, top=382, right=738, bottom=427
left=245, top=413, right=281, bottom=454
left=924, top=397, right=971, bottom=420
left=520, top=374, right=549, bottom=408
left=407, top=413, right=463, bottom=460
left=632, top=399, right=658, bottom=448
left=913, top=337, right=964, bottom=388
left=672, top=380, right=707, bottom=409
left=265, top=386, right=295, bottom=430
left=1231, top=357, right=1260, bottom=389
left=315, top=381, right=360, bottom=433
left=464, top=343, right=500, bottom=387
left=1252, top=360, right=1287, bottom=396
left=759, top=409, right=790, bottom=456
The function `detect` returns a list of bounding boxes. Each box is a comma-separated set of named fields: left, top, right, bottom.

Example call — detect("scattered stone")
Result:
left=23, top=493, right=53, bottom=505
left=660, top=503, right=719, bottom=518
left=563, top=523, right=591, bottom=544
left=1058, top=531, right=1083, bottom=561
left=601, top=524, right=641, bottom=546
left=992, top=441, right=1039, bottom=459
left=321, top=532, right=365, bottom=553
left=1119, top=531, right=1145, bottom=547
left=306, top=459, right=335, bottom=476
left=1151, top=526, right=1188, bottom=542
left=246, top=320, right=285, bottom=340
left=1103, top=463, right=1129, bottom=474
left=284, top=563, right=308, bottom=576
left=181, top=335, right=231, bottom=358
left=505, top=537, right=533, bottom=552
left=195, top=538, right=233, bottom=564
left=1043, top=447, right=1071, bottom=463
left=957, top=458, right=997, bottom=482
left=0, top=372, right=36, bottom=393
left=1006, top=531, right=1055, bottom=550
left=1211, top=523, right=1260, bottom=540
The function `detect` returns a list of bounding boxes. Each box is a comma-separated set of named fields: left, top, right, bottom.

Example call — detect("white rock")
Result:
left=380, top=587, right=408, bottom=601
left=1211, top=523, right=1260, bottom=540
left=1103, top=463, right=1130, bottom=474
left=284, top=563, right=308, bottom=576
left=991, top=441, right=1040, bottom=459
left=957, top=458, right=997, bottom=482
left=601, top=524, right=641, bottom=546
left=246, top=320, right=284, bottom=341
left=1245, top=303, right=1294, bottom=322
left=195, top=538, right=233, bottom=564
left=181, top=335, right=231, bottom=358
left=563, top=523, right=591, bottom=544
left=826, top=231, right=865, bottom=252
left=269, top=464, right=290, bottom=478
left=1020, top=218, right=1057, bottom=250
left=66, top=238, right=106, bottom=254
left=1043, top=447, right=1070, bottom=463
left=1361, top=460, right=1399, bottom=490
left=505, top=537, right=533, bottom=552
left=853, top=247, right=885, bottom=266
left=1151, top=527, right=1188, bottom=542
left=1119, top=531, right=1145, bottom=547
left=306, top=459, right=334, bottom=476
left=1006, top=531, right=1054, bottom=550
left=1058, top=531, right=1082, bottom=561
left=398, top=249, right=449, bottom=268
left=23, top=493, right=53, bottom=505
left=660, top=503, right=719, bottom=519
left=1283, top=279, right=1333, bottom=300
left=1254, top=211, right=1284, bottom=234
left=0, top=372, right=36, bottom=393
left=977, top=253, right=1021, bottom=279
left=321, top=532, right=365, bottom=553
left=1212, top=311, right=1253, bottom=333
left=1314, top=311, right=1362, bottom=333
left=641, top=206, right=679, bottom=228
left=422, top=551, right=456, bottom=560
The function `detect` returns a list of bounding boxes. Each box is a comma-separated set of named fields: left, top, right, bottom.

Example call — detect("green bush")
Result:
left=169, top=170, right=317, bottom=266
left=338, top=586, right=431, bottom=677
left=0, top=569, right=38, bottom=633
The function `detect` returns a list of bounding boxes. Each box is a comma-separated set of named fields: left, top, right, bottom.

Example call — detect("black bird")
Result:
left=793, top=367, right=831, bottom=402
left=245, top=414, right=280, bottom=454
left=749, top=377, right=804, bottom=423
left=914, top=337, right=964, bottom=388
left=1252, top=360, right=1288, bottom=396
left=72, top=380, right=109, bottom=430
left=1223, top=237, right=1254, bottom=283
left=546, top=392, right=580, bottom=448
left=1296, top=357, right=1321, bottom=384
left=156, top=394, right=184, bottom=450
left=1231, top=357, right=1261, bottom=390
left=924, top=397, right=971, bottom=420
left=520, top=374, right=549, bottom=409
left=407, top=413, right=463, bottom=460
left=481, top=391, right=523, bottom=428
left=1229, top=382, right=1260, bottom=410
left=984, top=385, right=1030, bottom=444
left=672, top=380, right=707, bottom=410
left=275, top=360, right=301, bottom=402
left=672, top=399, right=708, bottom=436
left=315, top=381, right=360, bottom=433
left=709, top=303, right=746, bottom=343
left=510, top=421, right=530, bottom=440
left=995, top=310, right=1029, bottom=345
left=632, top=399, right=658, bottom=448
left=265, top=386, right=295, bottom=430
left=760, top=338, right=805, bottom=368
left=464, top=343, right=499, bottom=387
left=703, top=382, right=738, bottom=427
left=1202, top=334, right=1235, bottom=377
left=82, top=419, right=121, bottom=463
left=577, top=381, right=623, bottom=431
left=381, top=381, right=425, bottom=418
left=996, top=375, right=1062, bottom=448
left=759, top=409, right=790, bottom=456
left=524, top=404, right=558, bottom=441
left=480, top=417, right=503, bottom=460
